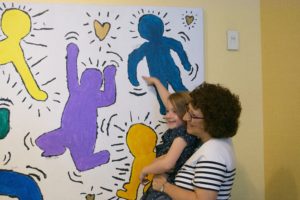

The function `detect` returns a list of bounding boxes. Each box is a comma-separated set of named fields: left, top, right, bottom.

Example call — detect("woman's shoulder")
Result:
left=188, top=138, right=235, bottom=168
left=201, top=138, right=233, bottom=154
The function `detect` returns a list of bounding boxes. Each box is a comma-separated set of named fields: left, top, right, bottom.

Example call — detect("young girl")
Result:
left=140, top=76, right=200, bottom=200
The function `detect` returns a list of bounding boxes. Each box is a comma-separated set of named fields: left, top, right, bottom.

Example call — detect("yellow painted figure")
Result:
left=117, top=123, right=157, bottom=200
left=0, top=9, right=47, bottom=101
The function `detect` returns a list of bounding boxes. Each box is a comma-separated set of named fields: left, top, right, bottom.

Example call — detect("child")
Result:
left=140, top=76, right=200, bottom=200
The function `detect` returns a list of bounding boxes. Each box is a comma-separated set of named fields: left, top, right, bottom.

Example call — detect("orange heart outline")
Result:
left=94, top=20, right=111, bottom=41
left=185, top=15, right=194, bottom=26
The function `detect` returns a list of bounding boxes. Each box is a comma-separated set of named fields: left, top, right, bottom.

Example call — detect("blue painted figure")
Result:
left=128, top=14, right=191, bottom=114
left=0, top=170, right=43, bottom=200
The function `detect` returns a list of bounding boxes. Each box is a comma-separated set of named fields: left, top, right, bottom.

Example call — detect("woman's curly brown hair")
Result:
left=190, top=82, right=241, bottom=138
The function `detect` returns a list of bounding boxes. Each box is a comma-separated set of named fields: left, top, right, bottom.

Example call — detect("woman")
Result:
left=151, top=82, right=242, bottom=200
left=140, top=76, right=199, bottom=200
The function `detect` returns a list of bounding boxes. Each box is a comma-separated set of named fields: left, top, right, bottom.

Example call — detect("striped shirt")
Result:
left=174, top=138, right=236, bottom=200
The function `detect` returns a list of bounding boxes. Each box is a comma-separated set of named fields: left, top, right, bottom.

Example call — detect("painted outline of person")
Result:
left=117, top=123, right=157, bottom=200
left=128, top=14, right=191, bottom=114
left=0, top=8, right=48, bottom=101
left=0, top=170, right=43, bottom=200
left=0, top=108, right=10, bottom=139
left=36, top=43, right=117, bottom=171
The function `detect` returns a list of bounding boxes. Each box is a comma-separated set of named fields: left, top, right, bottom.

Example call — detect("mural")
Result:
left=0, top=2, right=204, bottom=200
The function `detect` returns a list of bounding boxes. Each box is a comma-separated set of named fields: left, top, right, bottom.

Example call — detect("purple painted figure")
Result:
left=36, top=43, right=117, bottom=171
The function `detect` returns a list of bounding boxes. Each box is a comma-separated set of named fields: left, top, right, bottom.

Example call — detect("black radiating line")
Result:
left=111, top=143, right=124, bottom=147
left=100, top=186, right=112, bottom=192
left=180, top=36, right=186, bottom=42
left=144, top=112, right=150, bottom=121
left=155, top=124, right=161, bottom=129
left=33, top=27, right=54, bottom=31
left=32, top=9, right=49, bottom=18
left=68, top=171, right=83, bottom=184
left=112, top=176, right=125, bottom=181
left=113, top=124, right=125, bottom=132
left=26, top=165, right=47, bottom=179
left=106, top=51, right=123, bottom=61
left=24, top=40, right=47, bottom=47
left=3, top=152, right=11, bottom=165
left=178, top=31, right=190, bottom=41
left=65, top=31, right=79, bottom=37
left=28, top=173, right=41, bottom=181
left=31, top=56, right=47, bottom=68
left=189, top=66, right=194, bottom=76
left=0, top=98, right=13, bottom=105
left=42, top=77, right=56, bottom=86
left=24, top=132, right=30, bottom=150
left=6, top=74, right=10, bottom=84
left=129, top=91, right=146, bottom=96
left=112, top=156, right=128, bottom=162
left=106, top=114, right=117, bottom=136
left=12, top=82, right=17, bottom=88
left=116, top=168, right=129, bottom=172
left=100, top=118, right=105, bottom=133
left=130, top=112, right=133, bottom=122
left=73, top=171, right=81, bottom=177
left=191, top=63, right=199, bottom=81
left=30, top=138, right=34, bottom=147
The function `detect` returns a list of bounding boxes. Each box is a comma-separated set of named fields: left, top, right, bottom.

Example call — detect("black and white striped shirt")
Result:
left=174, top=138, right=236, bottom=200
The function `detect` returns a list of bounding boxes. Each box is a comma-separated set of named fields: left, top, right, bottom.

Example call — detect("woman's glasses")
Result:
left=185, top=106, right=204, bottom=120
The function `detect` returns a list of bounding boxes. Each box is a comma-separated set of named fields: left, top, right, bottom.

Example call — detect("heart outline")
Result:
left=185, top=15, right=194, bottom=26
left=94, top=20, right=111, bottom=41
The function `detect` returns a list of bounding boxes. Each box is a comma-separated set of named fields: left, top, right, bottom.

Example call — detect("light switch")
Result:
left=227, top=30, right=239, bottom=51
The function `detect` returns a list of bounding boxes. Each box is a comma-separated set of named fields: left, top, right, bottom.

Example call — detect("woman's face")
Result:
left=164, top=99, right=184, bottom=129
left=183, top=104, right=205, bottom=137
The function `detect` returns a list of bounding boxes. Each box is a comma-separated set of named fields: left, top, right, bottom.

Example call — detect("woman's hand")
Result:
left=139, top=170, right=149, bottom=185
left=152, top=174, right=168, bottom=191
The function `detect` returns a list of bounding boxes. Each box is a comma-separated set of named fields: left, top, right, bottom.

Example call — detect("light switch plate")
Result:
left=227, top=30, right=239, bottom=50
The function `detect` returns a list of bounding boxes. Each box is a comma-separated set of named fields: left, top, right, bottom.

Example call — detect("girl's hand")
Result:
left=142, top=76, right=158, bottom=86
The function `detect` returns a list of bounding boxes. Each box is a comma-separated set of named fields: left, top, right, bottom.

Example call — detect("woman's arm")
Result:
left=153, top=175, right=218, bottom=200
left=142, top=76, right=170, bottom=107
left=139, top=137, right=187, bottom=183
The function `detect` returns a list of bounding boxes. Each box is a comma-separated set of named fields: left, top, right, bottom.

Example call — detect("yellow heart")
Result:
left=185, top=15, right=194, bottom=26
left=85, top=194, right=95, bottom=200
left=94, top=20, right=111, bottom=41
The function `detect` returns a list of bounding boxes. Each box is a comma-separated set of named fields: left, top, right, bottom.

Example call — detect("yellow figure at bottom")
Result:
left=117, top=123, right=157, bottom=200
left=0, top=9, right=47, bottom=101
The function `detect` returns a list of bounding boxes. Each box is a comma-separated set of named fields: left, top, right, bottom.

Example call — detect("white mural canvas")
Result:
left=0, top=2, right=204, bottom=200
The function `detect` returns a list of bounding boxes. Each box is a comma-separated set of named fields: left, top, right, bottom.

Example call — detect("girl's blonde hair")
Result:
left=168, top=91, right=191, bottom=120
